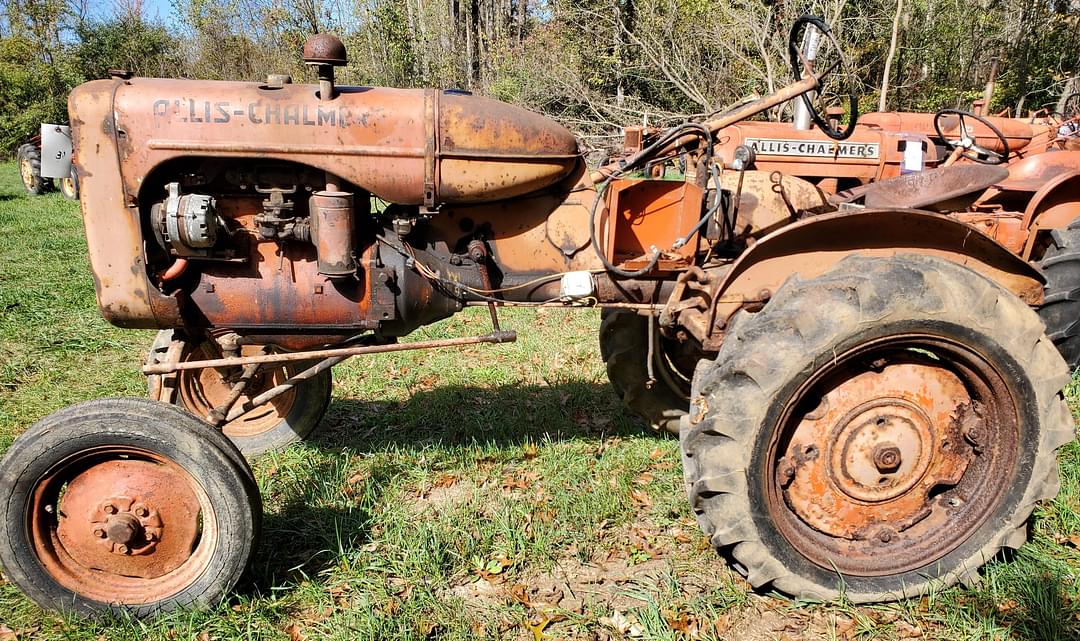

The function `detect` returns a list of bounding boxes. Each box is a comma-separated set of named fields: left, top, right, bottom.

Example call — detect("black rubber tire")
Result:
left=599, top=309, right=707, bottom=435
left=681, top=254, right=1075, bottom=602
left=16, top=144, right=49, bottom=195
left=1039, top=224, right=1080, bottom=371
left=59, top=167, right=79, bottom=200
left=0, top=398, right=261, bottom=617
left=146, top=330, right=332, bottom=456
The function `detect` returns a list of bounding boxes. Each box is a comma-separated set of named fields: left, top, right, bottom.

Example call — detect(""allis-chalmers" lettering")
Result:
left=152, top=99, right=364, bottom=128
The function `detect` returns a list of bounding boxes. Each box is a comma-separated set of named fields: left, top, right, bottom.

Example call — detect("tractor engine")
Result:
left=68, top=54, right=602, bottom=348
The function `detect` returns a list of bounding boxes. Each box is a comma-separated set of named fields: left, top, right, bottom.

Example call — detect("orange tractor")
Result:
left=0, top=17, right=1075, bottom=614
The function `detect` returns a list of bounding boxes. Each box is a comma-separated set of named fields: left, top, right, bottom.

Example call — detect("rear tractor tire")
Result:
left=0, top=398, right=261, bottom=617
left=1038, top=223, right=1080, bottom=371
left=17, top=144, right=49, bottom=195
left=600, top=309, right=711, bottom=435
left=681, top=255, right=1075, bottom=602
left=147, top=330, right=332, bottom=456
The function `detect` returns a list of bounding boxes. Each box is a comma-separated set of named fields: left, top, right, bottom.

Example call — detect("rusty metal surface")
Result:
left=310, top=191, right=357, bottom=277
left=860, top=111, right=1043, bottom=155
left=705, top=209, right=1045, bottom=346
left=143, top=330, right=517, bottom=375
left=106, top=79, right=578, bottom=207
left=767, top=337, right=1019, bottom=576
left=68, top=80, right=181, bottom=329
left=714, top=121, right=930, bottom=185
left=861, top=164, right=1009, bottom=211
left=604, top=179, right=702, bottom=269
left=948, top=212, right=1027, bottom=254
left=722, top=170, right=829, bottom=237
left=303, top=34, right=347, bottom=65
left=29, top=446, right=212, bottom=604
left=994, top=150, right=1080, bottom=192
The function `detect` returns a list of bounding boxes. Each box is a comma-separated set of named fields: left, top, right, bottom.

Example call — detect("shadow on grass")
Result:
left=244, top=381, right=658, bottom=592
left=315, top=380, right=650, bottom=452
left=980, top=550, right=1080, bottom=641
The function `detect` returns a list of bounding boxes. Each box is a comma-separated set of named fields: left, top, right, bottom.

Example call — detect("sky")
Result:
left=83, top=0, right=179, bottom=24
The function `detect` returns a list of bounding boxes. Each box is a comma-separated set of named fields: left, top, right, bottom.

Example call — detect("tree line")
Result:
left=2, top=0, right=1079, bottom=155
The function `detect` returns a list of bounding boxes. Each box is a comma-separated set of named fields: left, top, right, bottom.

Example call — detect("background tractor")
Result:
left=15, top=125, right=79, bottom=199
left=0, top=17, right=1075, bottom=615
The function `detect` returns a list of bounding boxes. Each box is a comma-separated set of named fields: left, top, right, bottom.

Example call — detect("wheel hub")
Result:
left=829, top=399, right=935, bottom=503
left=55, top=458, right=201, bottom=580
left=779, top=357, right=976, bottom=542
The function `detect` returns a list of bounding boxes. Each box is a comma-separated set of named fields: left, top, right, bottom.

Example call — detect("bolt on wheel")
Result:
left=0, top=398, right=260, bottom=616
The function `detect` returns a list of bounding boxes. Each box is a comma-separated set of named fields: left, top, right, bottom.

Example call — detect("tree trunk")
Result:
left=878, top=0, right=904, bottom=112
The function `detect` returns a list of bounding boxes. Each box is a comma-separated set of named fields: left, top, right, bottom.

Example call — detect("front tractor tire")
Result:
left=599, top=310, right=710, bottom=435
left=16, top=144, right=49, bottom=195
left=681, top=255, right=1075, bottom=602
left=0, top=398, right=261, bottom=617
left=147, top=330, right=332, bottom=456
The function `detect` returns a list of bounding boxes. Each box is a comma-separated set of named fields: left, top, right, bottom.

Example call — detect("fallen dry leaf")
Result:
left=432, top=473, right=460, bottom=489
left=284, top=623, right=307, bottom=641
left=510, top=582, right=531, bottom=606
left=896, top=621, right=923, bottom=638
left=630, top=488, right=653, bottom=508
left=649, top=447, right=665, bottom=460
left=1069, top=534, right=1080, bottom=548
left=634, top=472, right=654, bottom=485
left=671, top=527, right=693, bottom=544
left=0, top=625, right=16, bottom=641
left=526, top=615, right=551, bottom=641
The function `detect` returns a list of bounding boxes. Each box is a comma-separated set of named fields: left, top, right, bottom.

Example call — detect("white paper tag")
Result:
left=902, top=140, right=924, bottom=173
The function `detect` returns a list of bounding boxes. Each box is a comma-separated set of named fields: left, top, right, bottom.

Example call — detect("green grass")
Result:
left=0, top=161, right=1078, bottom=640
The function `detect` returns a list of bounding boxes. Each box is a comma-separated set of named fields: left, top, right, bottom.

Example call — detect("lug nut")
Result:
left=116, top=544, right=129, bottom=554
left=103, top=503, right=117, bottom=514
left=135, top=507, right=148, bottom=517
left=877, top=528, right=894, bottom=544
left=872, top=444, right=902, bottom=473
left=93, top=528, right=106, bottom=538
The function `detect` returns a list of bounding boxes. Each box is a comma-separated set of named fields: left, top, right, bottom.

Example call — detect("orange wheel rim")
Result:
left=767, top=334, right=1020, bottom=576
left=177, top=342, right=297, bottom=438
left=28, top=446, right=216, bottom=604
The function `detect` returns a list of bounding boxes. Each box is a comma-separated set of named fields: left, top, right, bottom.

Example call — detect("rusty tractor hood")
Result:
left=71, top=78, right=580, bottom=206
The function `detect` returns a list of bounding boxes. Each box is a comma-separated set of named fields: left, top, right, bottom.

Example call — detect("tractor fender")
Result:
left=1022, top=170, right=1080, bottom=235
left=709, top=209, right=1044, bottom=337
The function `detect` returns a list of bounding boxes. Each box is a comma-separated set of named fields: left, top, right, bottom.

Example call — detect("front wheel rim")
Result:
left=27, top=446, right=216, bottom=604
left=177, top=342, right=298, bottom=439
left=767, top=333, right=1021, bottom=577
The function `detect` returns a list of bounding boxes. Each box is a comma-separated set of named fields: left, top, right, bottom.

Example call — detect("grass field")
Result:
left=0, top=162, right=1079, bottom=641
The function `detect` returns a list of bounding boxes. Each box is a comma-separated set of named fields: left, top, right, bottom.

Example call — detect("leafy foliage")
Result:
left=1, top=0, right=1080, bottom=155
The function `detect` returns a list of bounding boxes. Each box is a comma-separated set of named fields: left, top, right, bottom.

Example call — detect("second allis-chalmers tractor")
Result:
left=1, top=18, right=1076, bottom=615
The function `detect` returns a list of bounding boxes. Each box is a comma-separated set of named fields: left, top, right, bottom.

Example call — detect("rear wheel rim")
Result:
left=28, top=446, right=216, bottom=604
left=767, top=334, right=1020, bottom=576
left=177, top=342, right=298, bottom=439
left=20, top=158, right=35, bottom=189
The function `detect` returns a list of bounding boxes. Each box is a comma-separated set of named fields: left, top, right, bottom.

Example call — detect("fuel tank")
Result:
left=82, top=78, right=579, bottom=206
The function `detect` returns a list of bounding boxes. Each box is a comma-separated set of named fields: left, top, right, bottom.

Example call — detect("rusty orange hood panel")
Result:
left=77, top=78, right=579, bottom=206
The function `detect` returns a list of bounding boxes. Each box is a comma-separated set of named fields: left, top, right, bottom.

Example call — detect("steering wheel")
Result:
left=933, top=109, right=1010, bottom=165
left=787, top=15, right=859, bottom=141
